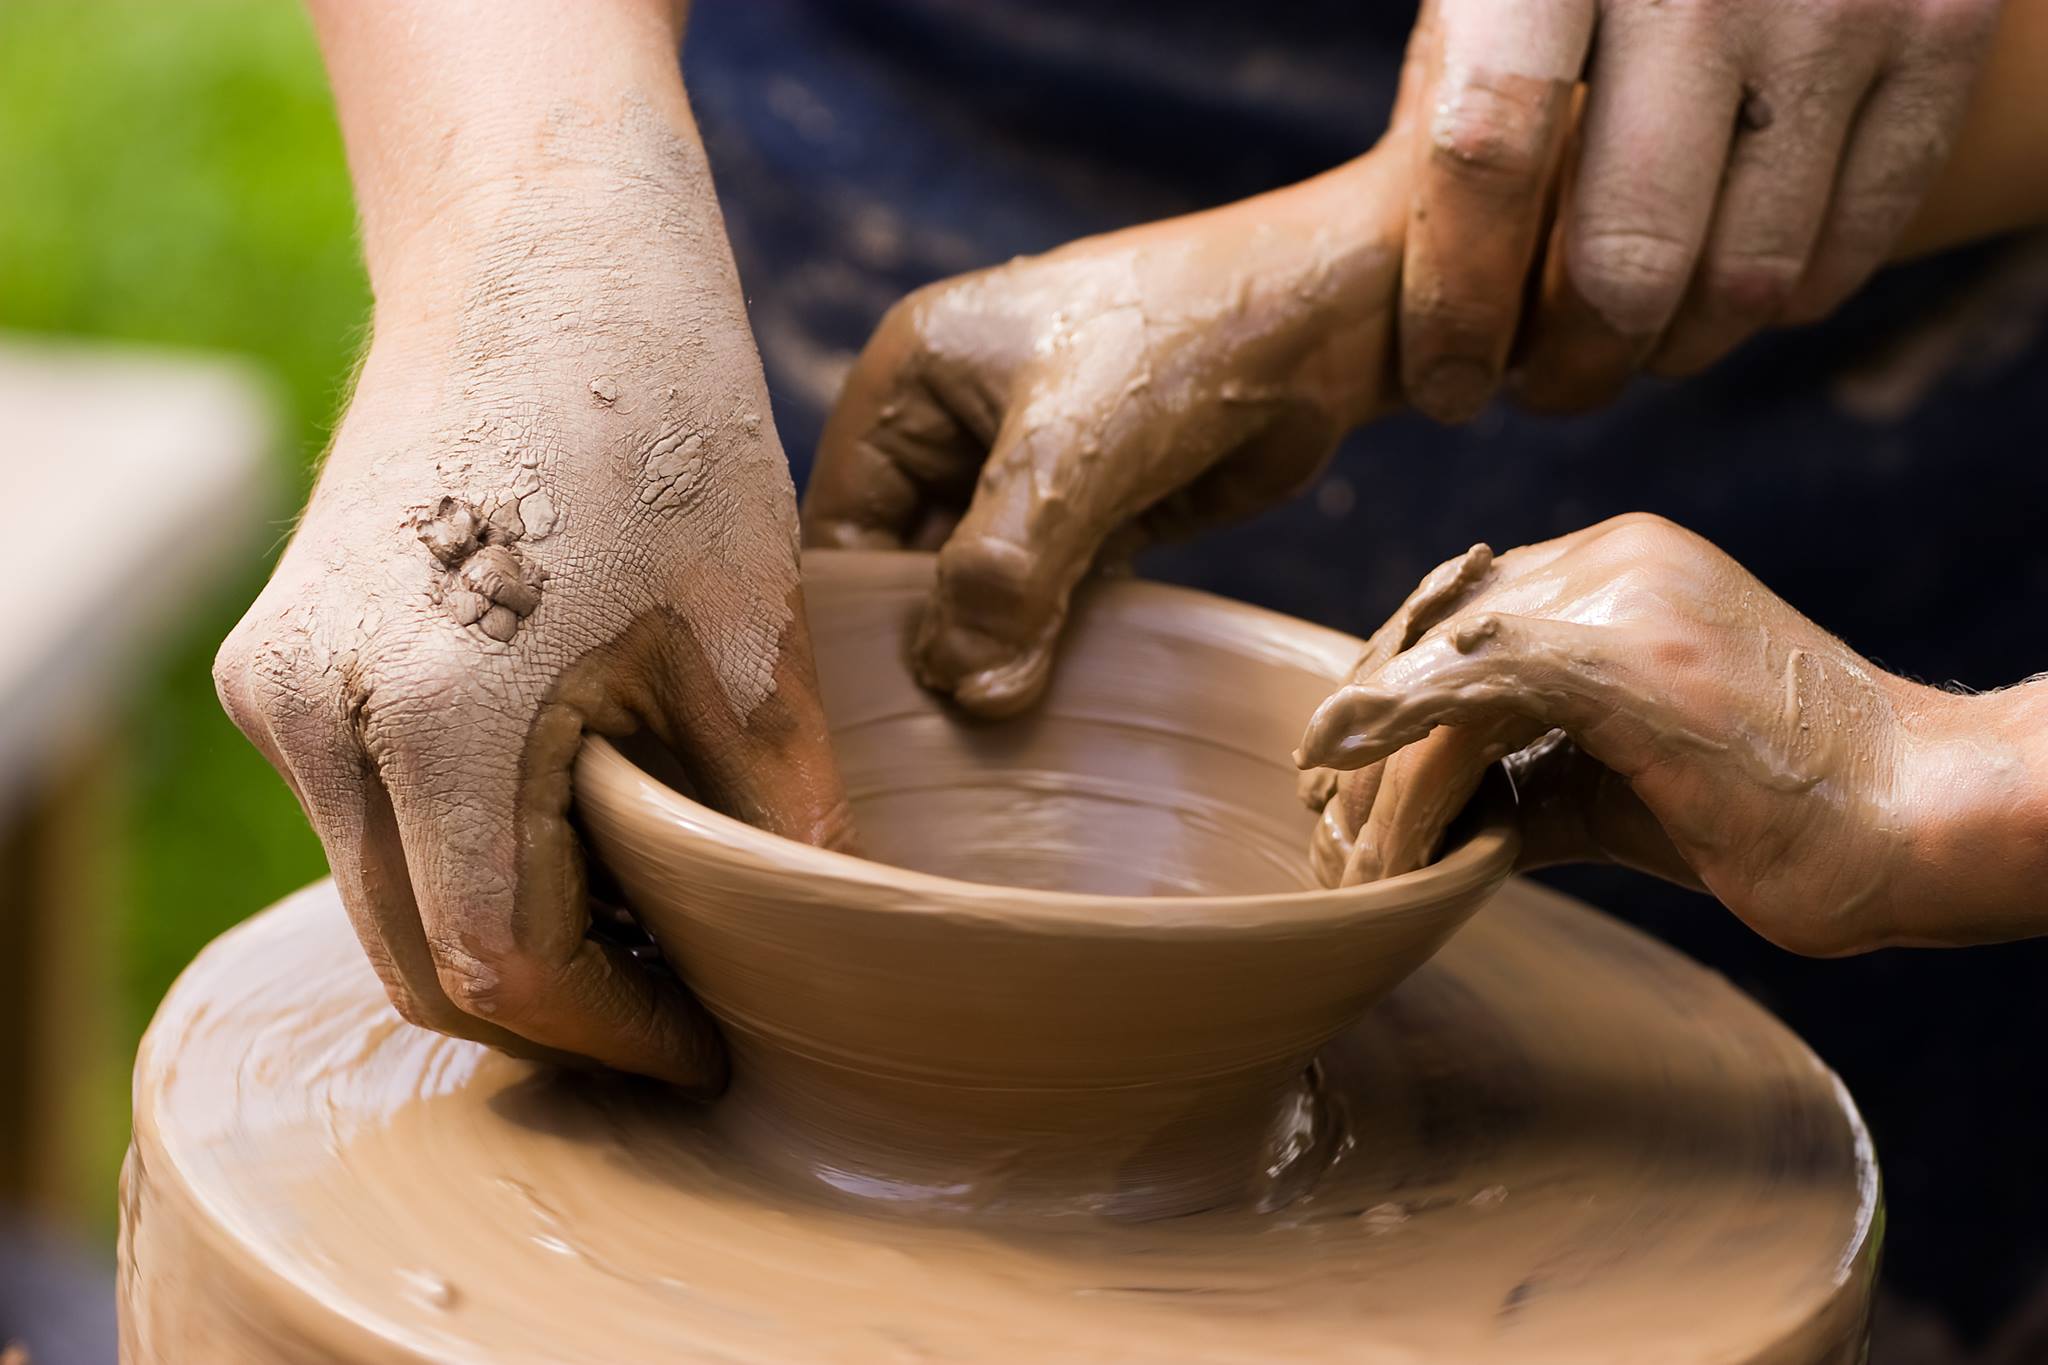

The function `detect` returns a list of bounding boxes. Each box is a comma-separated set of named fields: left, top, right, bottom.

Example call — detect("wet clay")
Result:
left=801, top=134, right=1411, bottom=718
left=575, top=551, right=1516, bottom=1220
left=122, top=880, right=1876, bottom=1363
left=800, top=0, right=2048, bottom=719
left=1297, top=514, right=2048, bottom=956
left=126, top=553, right=1877, bottom=1361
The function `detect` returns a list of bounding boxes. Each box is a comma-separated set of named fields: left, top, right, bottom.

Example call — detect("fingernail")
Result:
left=1298, top=767, right=1339, bottom=810
left=917, top=538, right=1062, bottom=706
left=1296, top=699, right=1352, bottom=770
left=954, top=645, right=1054, bottom=718
left=1412, top=359, right=1494, bottom=424
left=914, top=606, right=1057, bottom=718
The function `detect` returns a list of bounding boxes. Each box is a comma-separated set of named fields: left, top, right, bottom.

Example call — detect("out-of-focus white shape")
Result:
left=0, top=332, right=279, bottom=809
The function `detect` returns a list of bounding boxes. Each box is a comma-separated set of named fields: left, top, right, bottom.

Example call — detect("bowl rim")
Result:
left=573, top=555, right=1521, bottom=936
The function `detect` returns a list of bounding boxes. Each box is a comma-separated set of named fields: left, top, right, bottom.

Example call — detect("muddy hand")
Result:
left=804, top=146, right=1415, bottom=717
left=214, top=64, right=849, bottom=1090
left=1398, top=0, right=2000, bottom=418
left=1297, top=513, right=2048, bottom=955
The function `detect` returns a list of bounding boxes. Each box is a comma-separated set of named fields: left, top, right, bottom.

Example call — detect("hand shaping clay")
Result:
left=122, top=553, right=1878, bottom=1362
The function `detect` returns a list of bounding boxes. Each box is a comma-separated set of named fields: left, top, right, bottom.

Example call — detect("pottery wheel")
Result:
left=121, top=876, right=1876, bottom=1363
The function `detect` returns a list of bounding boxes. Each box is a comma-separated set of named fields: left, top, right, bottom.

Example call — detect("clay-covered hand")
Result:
left=1297, top=513, right=2048, bottom=955
left=803, top=154, right=1410, bottom=717
left=213, top=109, right=849, bottom=1090
left=1398, top=0, right=2001, bottom=419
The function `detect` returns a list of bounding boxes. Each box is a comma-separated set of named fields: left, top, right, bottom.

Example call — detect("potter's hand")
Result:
left=1297, top=513, right=2048, bottom=954
left=214, top=2, right=848, bottom=1088
left=803, top=154, right=1410, bottom=716
left=1399, top=0, right=2001, bottom=419
left=214, top=213, right=845, bottom=1089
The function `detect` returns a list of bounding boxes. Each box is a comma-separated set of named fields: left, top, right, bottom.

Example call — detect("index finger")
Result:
left=1399, top=0, right=1592, bottom=423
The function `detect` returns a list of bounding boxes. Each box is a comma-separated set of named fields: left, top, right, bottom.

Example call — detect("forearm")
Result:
left=300, top=0, right=776, bottom=494
left=1887, top=679, right=2048, bottom=946
left=307, top=0, right=696, bottom=326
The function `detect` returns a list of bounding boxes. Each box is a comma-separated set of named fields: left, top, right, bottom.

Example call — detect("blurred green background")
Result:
left=0, top=0, right=361, bottom=1225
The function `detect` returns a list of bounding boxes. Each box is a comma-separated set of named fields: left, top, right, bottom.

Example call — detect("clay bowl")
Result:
left=575, top=550, right=1518, bottom=1219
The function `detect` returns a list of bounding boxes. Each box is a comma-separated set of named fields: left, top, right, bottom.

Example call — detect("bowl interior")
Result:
left=788, top=551, right=1360, bottom=901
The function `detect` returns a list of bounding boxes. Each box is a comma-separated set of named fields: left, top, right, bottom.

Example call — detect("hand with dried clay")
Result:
left=803, top=149, right=1412, bottom=716
left=804, top=0, right=2048, bottom=717
left=1398, top=0, right=2005, bottom=419
left=213, top=0, right=849, bottom=1089
left=1298, top=513, right=2048, bottom=955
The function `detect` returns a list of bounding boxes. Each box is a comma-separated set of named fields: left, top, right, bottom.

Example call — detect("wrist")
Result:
left=1888, top=678, right=2048, bottom=945
left=1278, top=139, right=1414, bottom=429
left=361, top=88, right=740, bottom=354
left=312, top=0, right=698, bottom=302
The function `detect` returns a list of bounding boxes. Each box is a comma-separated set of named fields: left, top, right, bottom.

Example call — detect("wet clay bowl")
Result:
left=575, top=550, right=1518, bottom=1219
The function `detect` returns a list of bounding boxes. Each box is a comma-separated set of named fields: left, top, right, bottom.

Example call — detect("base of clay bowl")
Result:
left=576, top=550, right=1518, bottom=1220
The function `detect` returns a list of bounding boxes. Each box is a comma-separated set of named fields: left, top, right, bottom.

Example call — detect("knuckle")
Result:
left=350, top=638, right=504, bottom=756
left=889, top=276, right=975, bottom=359
left=1753, top=904, right=1863, bottom=958
left=1642, top=624, right=1708, bottom=674
left=1842, top=117, right=1953, bottom=218
left=835, top=300, right=939, bottom=428
left=213, top=614, right=334, bottom=749
left=1569, top=226, right=1696, bottom=335
left=210, top=626, right=260, bottom=728
left=1587, top=511, right=1696, bottom=564
left=1596, top=509, right=1681, bottom=538
left=874, top=290, right=930, bottom=350
left=1428, top=79, right=1553, bottom=187
left=1405, top=277, right=1515, bottom=337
